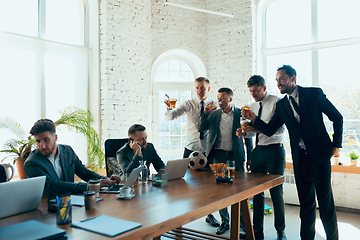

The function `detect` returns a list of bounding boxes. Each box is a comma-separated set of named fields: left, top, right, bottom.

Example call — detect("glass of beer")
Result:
left=226, top=160, right=235, bottom=178
left=169, top=99, right=177, bottom=108
left=208, top=101, right=219, bottom=110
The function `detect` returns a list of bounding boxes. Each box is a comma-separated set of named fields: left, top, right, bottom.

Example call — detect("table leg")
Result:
left=230, top=202, right=240, bottom=240
left=153, top=236, right=161, bottom=240
left=241, top=199, right=254, bottom=240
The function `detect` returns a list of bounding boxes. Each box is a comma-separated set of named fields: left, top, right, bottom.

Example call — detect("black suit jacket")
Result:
left=24, top=144, right=107, bottom=195
left=116, top=142, right=165, bottom=175
left=252, top=86, right=343, bottom=167
left=198, top=107, right=246, bottom=171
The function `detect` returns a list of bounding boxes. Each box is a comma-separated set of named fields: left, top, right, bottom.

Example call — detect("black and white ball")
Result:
left=189, top=151, right=207, bottom=170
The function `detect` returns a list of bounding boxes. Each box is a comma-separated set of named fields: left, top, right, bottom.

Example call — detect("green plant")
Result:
left=0, top=117, right=36, bottom=164
left=349, top=151, right=359, bottom=160
left=1, top=107, right=104, bottom=170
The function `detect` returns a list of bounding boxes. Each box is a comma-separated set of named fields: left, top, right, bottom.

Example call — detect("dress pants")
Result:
left=251, top=144, right=286, bottom=234
left=294, top=149, right=338, bottom=240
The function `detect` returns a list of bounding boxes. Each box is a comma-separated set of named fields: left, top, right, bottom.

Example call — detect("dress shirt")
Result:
left=165, top=97, right=213, bottom=152
left=47, top=146, right=62, bottom=179
left=288, top=86, right=306, bottom=149
left=214, top=106, right=234, bottom=151
left=251, top=93, right=285, bottom=146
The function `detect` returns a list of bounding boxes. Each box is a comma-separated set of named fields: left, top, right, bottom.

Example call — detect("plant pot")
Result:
left=350, top=159, right=357, bottom=166
left=16, top=158, right=27, bottom=179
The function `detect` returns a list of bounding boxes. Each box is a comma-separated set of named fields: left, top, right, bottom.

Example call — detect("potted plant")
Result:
left=349, top=151, right=359, bottom=166
left=0, top=117, right=36, bottom=179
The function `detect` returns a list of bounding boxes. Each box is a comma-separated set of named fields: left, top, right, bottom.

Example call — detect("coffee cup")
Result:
left=0, top=163, right=14, bottom=181
left=88, top=179, right=100, bottom=197
left=120, top=186, right=134, bottom=197
left=83, top=191, right=96, bottom=210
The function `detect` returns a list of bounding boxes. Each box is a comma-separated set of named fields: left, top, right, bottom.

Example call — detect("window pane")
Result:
left=266, top=0, right=312, bottom=48
left=0, top=0, right=38, bottom=37
left=154, top=60, right=194, bottom=82
left=265, top=51, right=312, bottom=96
left=318, top=0, right=360, bottom=41
left=45, top=0, right=84, bottom=45
left=318, top=44, right=360, bottom=157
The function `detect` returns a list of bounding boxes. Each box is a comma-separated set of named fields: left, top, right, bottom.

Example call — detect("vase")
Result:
left=16, top=158, right=27, bottom=179
left=350, top=159, right=357, bottom=166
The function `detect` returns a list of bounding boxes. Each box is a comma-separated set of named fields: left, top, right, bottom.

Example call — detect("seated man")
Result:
left=116, top=124, right=165, bottom=175
left=24, top=119, right=119, bottom=196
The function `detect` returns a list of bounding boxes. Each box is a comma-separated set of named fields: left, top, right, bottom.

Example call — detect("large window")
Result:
left=259, top=0, right=360, bottom=162
left=0, top=0, right=90, bottom=168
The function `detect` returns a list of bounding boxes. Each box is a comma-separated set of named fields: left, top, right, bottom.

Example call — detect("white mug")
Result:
left=120, top=186, right=134, bottom=197
left=0, top=163, right=14, bottom=181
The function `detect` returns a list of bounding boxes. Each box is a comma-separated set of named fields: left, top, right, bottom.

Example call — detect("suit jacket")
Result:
left=116, top=142, right=165, bottom=175
left=198, top=106, right=246, bottom=171
left=252, top=86, right=343, bottom=167
left=24, top=144, right=107, bottom=196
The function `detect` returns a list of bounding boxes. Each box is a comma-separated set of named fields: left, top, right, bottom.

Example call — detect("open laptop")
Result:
left=148, top=158, right=191, bottom=181
left=100, top=165, right=146, bottom=193
left=0, top=176, right=46, bottom=219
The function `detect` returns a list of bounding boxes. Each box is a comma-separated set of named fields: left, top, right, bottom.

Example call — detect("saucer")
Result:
left=116, top=193, right=135, bottom=199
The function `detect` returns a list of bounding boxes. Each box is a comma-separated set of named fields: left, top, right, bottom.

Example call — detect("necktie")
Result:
left=289, top=96, right=300, bottom=115
left=200, top=101, right=205, bottom=140
left=255, top=102, right=262, bottom=146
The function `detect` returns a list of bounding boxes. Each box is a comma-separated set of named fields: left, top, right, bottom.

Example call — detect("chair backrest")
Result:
left=104, top=138, right=129, bottom=178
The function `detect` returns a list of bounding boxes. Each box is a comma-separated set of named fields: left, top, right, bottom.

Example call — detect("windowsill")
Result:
left=286, top=162, right=360, bottom=174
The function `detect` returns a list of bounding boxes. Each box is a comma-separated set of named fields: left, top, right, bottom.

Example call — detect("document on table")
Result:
left=70, top=195, right=103, bottom=207
left=71, top=215, right=142, bottom=237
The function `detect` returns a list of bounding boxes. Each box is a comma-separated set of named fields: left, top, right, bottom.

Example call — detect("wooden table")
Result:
left=0, top=170, right=284, bottom=240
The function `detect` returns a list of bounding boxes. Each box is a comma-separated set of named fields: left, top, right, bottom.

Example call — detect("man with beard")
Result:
left=116, top=124, right=165, bottom=175
left=24, top=119, right=119, bottom=196
left=242, top=65, right=342, bottom=240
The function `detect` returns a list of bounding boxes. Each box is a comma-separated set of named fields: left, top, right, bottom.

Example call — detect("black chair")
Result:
left=104, top=138, right=129, bottom=179
left=0, top=165, right=7, bottom=182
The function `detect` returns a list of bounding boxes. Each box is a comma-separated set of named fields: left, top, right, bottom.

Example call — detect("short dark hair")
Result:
left=128, top=124, right=146, bottom=136
left=195, top=77, right=210, bottom=85
left=30, top=119, right=56, bottom=136
left=218, top=87, right=233, bottom=97
left=247, top=75, right=265, bottom=88
left=277, top=65, right=297, bottom=77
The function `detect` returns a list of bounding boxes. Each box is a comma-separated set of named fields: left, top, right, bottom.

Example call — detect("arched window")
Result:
left=152, top=49, right=206, bottom=161
left=0, top=0, right=92, bottom=167
left=258, top=0, right=360, bottom=159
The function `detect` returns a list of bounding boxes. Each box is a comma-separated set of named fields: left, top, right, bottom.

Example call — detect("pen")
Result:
left=80, top=216, right=97, bottom=222
left=56, top=196, right=60, bottom=207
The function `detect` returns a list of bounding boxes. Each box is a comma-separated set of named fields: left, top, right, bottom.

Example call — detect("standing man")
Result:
left=243, top=65, right=342, bottom=240
left=199, top=87, right=248, bottom=235
left=165, top=77, right=212, bottom=158
left=237, top=75, right=286, bottom=240
left=24, top=119, right=119, bottom=196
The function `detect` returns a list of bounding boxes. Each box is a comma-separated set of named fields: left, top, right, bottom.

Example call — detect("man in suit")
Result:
left=199, top=87, right=248, bottom=235
left=116, top=124, right=165, bottom=176
left=243, top=65, right=342, bottom=240
left=24, top=119, right=119, bottom=196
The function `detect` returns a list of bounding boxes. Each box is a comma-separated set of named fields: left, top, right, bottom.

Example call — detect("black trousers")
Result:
left=294, top=149, right=338, bottom=240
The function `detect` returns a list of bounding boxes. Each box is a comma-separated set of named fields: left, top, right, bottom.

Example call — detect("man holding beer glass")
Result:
left=236, top=75, right=286, bottom=240
left=242, top=65, right=342, bottom=240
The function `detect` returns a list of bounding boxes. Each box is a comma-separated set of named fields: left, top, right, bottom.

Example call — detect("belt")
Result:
left=214, top=149, right=234, bottom=155
left=256, top=143, right=283, bottom=149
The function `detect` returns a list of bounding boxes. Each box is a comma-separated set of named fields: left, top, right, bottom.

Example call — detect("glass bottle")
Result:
left=138, top=160, right=148, bottom=185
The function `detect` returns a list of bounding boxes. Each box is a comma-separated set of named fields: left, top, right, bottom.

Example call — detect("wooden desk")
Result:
left=0, top=170, right=284, bottom=240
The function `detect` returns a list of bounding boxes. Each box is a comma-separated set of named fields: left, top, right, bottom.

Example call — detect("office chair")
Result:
left=0, top=165, right=7, bottom=182
left=104, top=138, right=129, bottom=179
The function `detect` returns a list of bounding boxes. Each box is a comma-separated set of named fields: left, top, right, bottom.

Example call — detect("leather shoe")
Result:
left=277, top=231, right=287, bottom=240
left=216, top=222, right=229, bottom=235
left=205, top=214, right=220, bottom=227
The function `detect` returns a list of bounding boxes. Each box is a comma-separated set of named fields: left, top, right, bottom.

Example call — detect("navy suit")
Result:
left=24, top=144, right=107, bottom=196
left=252, top=86, right=342, bottom=240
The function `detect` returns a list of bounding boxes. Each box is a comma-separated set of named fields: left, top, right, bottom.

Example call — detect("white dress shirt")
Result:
left=47, top=145, right=62, bottom=179
left=165, top=97, right=213, bottom=152
left=214, top=106, right=234, bottom=151
left=288, top=86, right=306, bottom=149
left=251, top=93, right=285, bottom=146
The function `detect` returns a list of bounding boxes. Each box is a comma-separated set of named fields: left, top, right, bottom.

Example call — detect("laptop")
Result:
left=0, top=176, right=46, bottom=219
left=100, top=165, right=146, bottom=193
left=148, top=158, right=191, bottom=181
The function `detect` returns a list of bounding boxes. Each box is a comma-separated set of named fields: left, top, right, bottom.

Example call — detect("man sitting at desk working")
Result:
left=24, top=119, right=120, bottom=196
left=116, top=124, right=165, bottom=176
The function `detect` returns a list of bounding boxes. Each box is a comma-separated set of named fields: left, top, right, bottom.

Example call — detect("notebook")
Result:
left=0, top=175, right=46, bottom=219
left=71, top=215, right=141, bottom=237
left=100, top=165, right=146, bottom=193
left=160, top=158, right=191, bottom=181
left=0, top=220, right=66, bottom=240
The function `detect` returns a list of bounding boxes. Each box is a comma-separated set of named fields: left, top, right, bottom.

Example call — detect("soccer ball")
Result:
left=189, top=151, right=207, bottom=170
